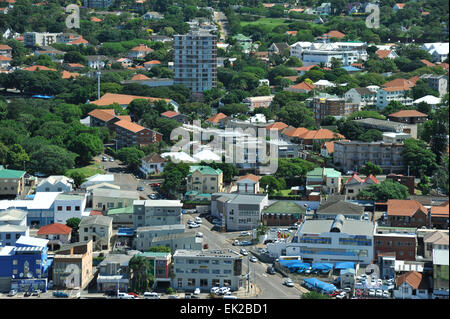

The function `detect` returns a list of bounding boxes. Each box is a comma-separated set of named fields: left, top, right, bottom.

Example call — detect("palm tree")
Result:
left=129, top=256, right=155, bottom=293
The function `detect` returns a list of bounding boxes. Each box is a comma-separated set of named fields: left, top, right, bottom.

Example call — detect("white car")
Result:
left=210, top=287, right=220, bottom=294
left=118, top=292, right=134, bottom=299
left=284, top=278, right=294, bottom=287
left=240, top=231, right=251, bottom=236
left=382, top=290, right=390, bottom=298
left=377, top=279, right=383, bottom=286
left=250, top=256, right=257, bottom=263
left=196, top=232, right=203, bottom=238
left=219, top=287, right=230, bottom=295
left=240, top=249, right=248, bottom=256
left=194, top=288, right=200, bottom=295
left=109, top=158, right=114, bottom=162
left=368, top=289, right=376, bottom=297
left=336, top=292, right=346, bottom=299
left=305, top=268, right=311, bottom=274
left=143, top=292, right=160, bottom=299
left=376, top=289, right=383, bottom=297
left=189, top=223, right=200, bottom=228
left=195, top=217, right=202, bottom=224
left=187, top=220, right=195, bottom=225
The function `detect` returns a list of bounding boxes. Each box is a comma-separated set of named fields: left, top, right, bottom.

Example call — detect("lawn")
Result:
left=240, top=17, right=289, bottom=32
left=65, top=163, right=105, bottom=178
left=275, top=189, right=296, bottom=197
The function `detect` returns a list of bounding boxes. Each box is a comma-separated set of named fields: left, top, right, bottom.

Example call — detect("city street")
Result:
left=182, top=213, right=301, bottom=299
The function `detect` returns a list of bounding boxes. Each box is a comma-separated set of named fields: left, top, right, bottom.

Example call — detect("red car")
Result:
left=151, top=183, right=161, bottom=187
left=128, top=292, right=139, bottom=298
left=329, top=290, right=340, bottom=297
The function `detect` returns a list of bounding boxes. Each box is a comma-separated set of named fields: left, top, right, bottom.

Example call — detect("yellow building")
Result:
left=186, top=166, right=223, bottom=195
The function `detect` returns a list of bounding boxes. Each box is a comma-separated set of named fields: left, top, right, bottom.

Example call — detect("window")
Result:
left=84, top=236, right=88, bottom=241
left=212, top=279, right=220, bottom=287
left=36, top=259, right=41, bottom=265
left=66, top=206, right=71, bottom=211
left=13, top=259, right=18, bottom=265
left=224, top=270, right=232, bottom=274
left=178, top=278, right=183, bottom=288
left=187, top=278, right=195, bottom=287
left=57, top=206, right=63, bottom=211
left=212, top=269, right=220, bottom=274
left=75, top=206, right=80, bottom=211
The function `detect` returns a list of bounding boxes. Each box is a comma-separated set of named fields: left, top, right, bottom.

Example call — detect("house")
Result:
left=316, top=2, right=331, bottom=15
left=261, top=200, right=306, bottom=226
left=282, top=126, right=344, bottom=148
left=140, top=152, right=167, bottom=177
left=320, top=30, right=346, bottom=40
left=376, top=87, right=414, bottom=109
left=127, top=44, right=153, bottom=59
left=113, top=120, right=163, bottom=149
left=284, top=81, right=315, bottom=94
left=172, top=249, right=245, bottom=292
left=344, top=87, right=377, bottom=108
left=142, top=11, right=164, bottom=20
left=0, top=168, right=26, bottom=197
left=268, top=42, right=290, bottom=55
left=375, top=49, right=398, bottom=60
left=0, top=44, right=12, bottom=58
left=430, top=202, right=449, bottom=229
left=393, top=3, right=405, bottom=12
left=92, top=188, right=139, bottom=213
left=420, top=74, right=448, bottom=97
left=393, top=271, right=430, bottom=299
left=87, top=109, right=120, bottom=129
left=160, top=111, right=189, bottom=124
left=37, top=223, right=72, bottom=250
left=36, top=175, right=73, bottom=193
left=388, top=110, right=428, bottom=124
left=90, top=93, right=177, bottom=111
left=186, top=166, right=223, bottom=195
left=320, top=140, right=336, bottom=157
left=133, top=200, right=183, bottom=228
left=344, top=174, right=380, bottom=200
left=387, top=200, right=428, bottom=228
left=265, top=122, right=288, bottom=132
left=52, top=240, right=93, bottom=289
left=423, top=231, right=449, bottom=259
left=85, top=55, right=110, bottom=69
left=210, top=193, right=269, bottom=231
left=53, top=193, right=88, bottom=225
left=236, top=174, right=260, bottom=194
left=373, top=226, right=417, bottom=262
left=0, top=209, right=28, bottom=247
left=80, top=174, right=115, bottom=190
left=292, top=64, right=317, bottom=76
left=143, top=60, right=161, bottom=70
left=242, top=95, right=274, bottom=110
left=306, top=167, right=341, bottom=195
left=96, top=251, right=139, bottom=293
left=313, top=199, right=366, bottom=220
left=79, top=215, right=113, bottom=251
left=206, top=113, right=228, bottom=127
left=107, top=206, right=134, bottom=228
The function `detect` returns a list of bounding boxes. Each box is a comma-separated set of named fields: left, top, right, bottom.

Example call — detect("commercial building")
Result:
left=133, top=200, right=183, bottom=228
left=172, top=249, right=245, bottom=292
left=286, top=214, right=375, bottom=265
left=333, top=140, right=405, bottom=174
left=313, top=200, right=366, bottom=221
left=174, top=30, right=217, bottom=92
left=136, top=251, right=172, bottom=289
left=139, top=232, right=203, bottom=252
left=373, top=228, right=417, bottom=262
left=210, top=193, right=269, bottom=231
left=96, top=251, right=139, bottom=293
left=134, top=224, right=186, bottom=251
left=261, top=201, right=306, bottom=226
left=352, top=118, right=418, bottom=139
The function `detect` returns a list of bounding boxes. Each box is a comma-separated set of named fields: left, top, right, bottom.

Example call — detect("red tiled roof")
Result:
left=131, top=74, right=150, bottom=80
left=288, top=81, right=316, bottom=91
left=23, top=65, right=57, bottom=72
left=438, top=63, right=449, bottom=71
left=88, top=109, right=117, bottom=122
left=90, top=210, right=103, bottom=216
left=144, top=60, right=161, bottom=65
left=238, top=174, right=261, bottom=182
left=114, top=119, right=146, bottom=133
left=37, top=223, right=72, bottom=235
left=283, top=127, right=309, bottom=138
left=293, top=65, right=318, bottom=72
left=68, top=63, right=84, bottom=68
left=431, top=202, right=449, bottom=218
left=388, top=110, right=427, bottom=118
left=161, top=110, right=179, bottom=118
left=0, top=44, right=12, bottom=50
left=322, top=30, right=345, bottom=39
left=286, top=31, right=298, bottom=36
left=61, top=70, right=80, bottom=79
left=90, top=93, right=171, bottom=106
left=375, top=50, right=392, bottom=59
left=346, top=173, right=364, bottom=184
left=116, top=115, right=132, bottom=122
left=382, top=78, right=416, bottom=90
left=130, top=44, right=153, bottom=52
left=68, top=36, right=89, bottom=45
left=396, top=271, right=428, bottom=290
left=207, top=112, right=227, bottom=124
left=91, top=17, right=102, bottom=22
left=387, top=199, right=427, bottom=217
left=364, top=174, right=379, bottom=184
left=0, top=56, right=12, bottom=61
left=266, top=122, right=288, bottom=131
left=395, top=3, right=406, bottom=8
left=420, top=59, right=435, bottom=67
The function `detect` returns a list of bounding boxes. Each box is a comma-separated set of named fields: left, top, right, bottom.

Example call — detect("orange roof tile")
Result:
left=395, top=3, right=406, bottom=8
left=131, top=74, right=151, bottom=80
left=388, top=110, right=427, bottom=118
left=283, top=127, right=309, bottom=138
left=430, top=203, right=449, bottom=218
left=116, top=115, right=132, bottom=122
left=130, top=44, right=153, bottom=52
left=68, top=63, right=84, bottom=68
left=90, top=93, right=171, bottom=106
left=288, top=81, right=316, bottom=91
left=396, top=271, right=427, bottom=290
left=161, top=110, right=179, bottom=118
left=68, top=36, right=89, bottom=45
left=0, top=56, right=12, bottom=61
left=286, top=31, right=298, bottom=35
left=322, top=30, right=345, bottom=39
left=23, top=65, right=57, bottom=72
left=0, top=44, right=12, bottom=50
left=88, top=109, right=117, bottom=122
left=266, top=122, right=288, bottom=131
left=387, top=199, right=427, bottom=217
left=144, top=60, right=161, bottom=65
left=293, top=65, right=318, bottom=72
left=420, top=59, right=435, bottom=67
left=238, top=174, right=261, bottom=182
left=90, top=210, right=103, bottom=216
left=382, top=78, right=416, bottom=90
left=346, top=173, right=364, bottom=184
left=90, top=17, right=102, bottom=22
left=61, top=70, right=80, bottom=79
left=37, top=223, right=72, bottom=235
left=375, top=49, right=392, bottom=59
left=364, top=174, right=379, bottom=184
left=114, top=119, right=146, bottom=133
left=207, top=112, right=228, bottom=124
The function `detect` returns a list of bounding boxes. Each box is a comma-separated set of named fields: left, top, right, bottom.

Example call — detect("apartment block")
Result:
left=309, top=94, right=359, bottom=123
left=174, top=30, right=217, bottom=92
left=133, top=200, right=183, bottom=228
left=333, top=140, right=405, bottom=174
left=82, top=0, right=113, bottom=8
left=113, top=120, right=162, bottom=149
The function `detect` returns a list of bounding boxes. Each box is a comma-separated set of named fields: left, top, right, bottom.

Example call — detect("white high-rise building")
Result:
left=174, top=30, right=217, bottom=92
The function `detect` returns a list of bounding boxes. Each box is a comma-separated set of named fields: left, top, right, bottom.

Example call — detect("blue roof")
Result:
left=335, top=261, right=355, bottom=269
left=32, top=95, right=53, bottom=99
left=303, top=278, right=336, bottom=293
left=341, top=66, right=361, bottom=72
left=117, top=228, right=134, bottom=236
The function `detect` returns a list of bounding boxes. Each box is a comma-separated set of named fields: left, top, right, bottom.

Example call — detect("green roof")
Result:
left=137, top=252, right=170, bottom=258
left=188, top=165, right=222, bottom=176
left=0, top=169, right=26, bottom=179
left=262, top=201, right=306, bottom=216
left=107, top=206, right=133, bottom=215
left=306, top=167, right=341, bottom=178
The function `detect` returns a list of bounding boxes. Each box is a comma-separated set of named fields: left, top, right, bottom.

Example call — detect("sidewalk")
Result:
left=236, top=282, right=261, bottom=299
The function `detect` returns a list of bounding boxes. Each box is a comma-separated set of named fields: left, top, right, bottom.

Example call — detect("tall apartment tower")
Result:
left=174, top=30, right=217, bottom=93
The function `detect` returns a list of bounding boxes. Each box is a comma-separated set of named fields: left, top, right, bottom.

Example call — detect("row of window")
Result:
left=57, top=206, right=80, bottom=211
left=178, top=278, right=233, bottom=288
left=0, top=233, right=22, bottom=240
left=176, top=268, right=232, bottom=275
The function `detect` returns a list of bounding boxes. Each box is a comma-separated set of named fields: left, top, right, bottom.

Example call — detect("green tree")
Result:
left=301, top=291, right=330, bottom=299
left=68, top=133, right=103, bottom=165
left=359, top=129, right=383, bottom=142
left=116, top=147, right=145, bottom=171
left=360, top=162, right=383, bottom=177
left=29, top=145, right=77, bottom=175
left=276, top=102, right=315, bottom=129
left=260, top=176, right=284, bottom=195
left=402, top=138, right=437, bottom=176
left=129, top=255, right=155, bottom=293
left=66, top=217, right=81, bottom=232
left=6, top=144, right=29, bottom=170
left=67, top=171, right=87, bottom=189
left=357, top=180, right=410, bottom=201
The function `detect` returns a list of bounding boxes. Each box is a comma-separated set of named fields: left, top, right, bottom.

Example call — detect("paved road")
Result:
left=214, top=11, right=229, bottom=42
left=182, top=213, right=301, bottom=299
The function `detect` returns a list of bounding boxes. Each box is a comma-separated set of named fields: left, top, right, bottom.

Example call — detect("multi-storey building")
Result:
left=344, top=87, right=377, bottom=108
left=24, top=32, right=60, bottom=46
left=309, top=94, right=360, bottom=123
left=133, top=200, right=183, bottom=228
left=172, top=249, right=245, bottom=292
left=333, top=140, right=405, bottom=174
left=82, top=0, right=113, bottom=9
left=186, top=166, right=223, bottom=195
left=113, top=120, right=162, bottom=149
left=420, top=74, right=448, bottom=97
left=0, top=168, right=26, bottom=197
left=79, top=215, right=113, bottom=251
left=174, top=30, right=217, bottom=92
left=53, top=193, right=88, bottom=224
left=376, top=87, right=414, bottom=109
left=0, top=209, right=28, bottom=247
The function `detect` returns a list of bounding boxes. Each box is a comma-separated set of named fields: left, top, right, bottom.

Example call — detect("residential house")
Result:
left=172, top=249, right=245, bottom=292
left=266, top=139, right=299, bottom=159
left=79, top=215, right=113, bottom=251
left=265, top=122, right=288, bottom=132
left=374, top=226, right=417, bottom=262
left=160, top=111, right=189, bottom=124
left=420, top=74, right=448, bottom=97
left=127, top=44, right=153, bottom=59
left=352, top=118, right=418, bottom=139
left=393, top=271, right=430, bottom=299
left=268, top=42, right=290, bottom=55
left=284, top=82, right=315, bottom=94
left=430, top=202, right=449, bottom=229
left=242, top=95, right=274, bottom=110
left=261, top=201, right=306, bottom=226
left=375, top=49, right=398, bottom=60
left=0, top=168, right=26, bottom=197
left=80, top=174, right=115, bottom=190
left=35, top=175, right=73, bottom=193
left=344, top=87, right=377, bottom=108
left=319, top=30, right=346, bottom=40
left=393, top=3, right=405, bottom=12
left=133, top=200, right=183, bottom=228
left=85, top=55, right=110, bottom=69
left=423, top=231, right=449, bottom=259
left=344, top=174, right=380, bottom=200
left=0, top=56, right=11, bottom=69
left=283, top=127, right=344, bottom=150
left=96, top=251, right=139, bottom=292
left=333, top=140, right=405, bottom=174
left=186, top=166, right=223, bottom=196
left=316, top=2, right=331, bottom=15
left=306, top=167, right=342, bottom=195
left=387, top=200, right=428, bottom=228
left=376, top=87, right=414, bottom=109
left=0, top=209, right=28, bottom=247
left=52, top=240, right=93, bottom=289
left=90, top=93, right=178, bottom=111
left=142, top=11, right=164, bottom=20
left=53, top=193, right=88, bottom=225
left=422, top=43, right=449, bottom=62
left=139, top=152, right=167, bottom=176
left=107, top=206, right=133, bottom=227
left=37, top=223, right=72, bottom=250
left=292, top=64, right=317, bottom=76
left=0, top=44, right=12, bottom=57
left=143, top=60, right=161, bottom=70
left=236, top=174, right=260, bottom=194
left=387, top=110, right=428, bottom=124
left=92, top=188, right=139, bottom=213
left=210, top=193, right=269, bottom=231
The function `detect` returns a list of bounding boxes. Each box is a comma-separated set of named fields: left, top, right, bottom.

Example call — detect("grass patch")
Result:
left=240, top=17, right=289, bottom=32
left=275, top=189, right=296, bottom=197
left=66, top=163, right=105, bottom=178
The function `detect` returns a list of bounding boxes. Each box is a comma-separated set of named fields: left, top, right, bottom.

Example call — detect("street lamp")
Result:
left=116, top=268, right=122, bottom=297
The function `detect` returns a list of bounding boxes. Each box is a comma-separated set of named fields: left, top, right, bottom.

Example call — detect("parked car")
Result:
left=102, top=156, right=108, bottom=162
left=240, top=248, right=248, bottom=256
left=128, top=292, right=139, bottom=298
left=189, top=223, right=200, bottom=228
left=195, top=217, right=202, bottom=224
left=151, top=183, right=161, bottom=187
left=109, top=158, right=114, bottom=162
left=53, top=291, right=69, bottom=298
left=210, top=287, right=220, bottom=294
left=168, top=295, right=179, bottom=299
left=368, top=289, right=376, bottom=297
left=284, top=278, right=294, bottom=287
left=8, top=290, right=17, bottom=297
left=137, top=186, right=144, bottom=191
left=382, top=290, right=390, bottom=298
left=184, top=293, right=192, bottom=299
left=104, top=290, right=117, bottom=297
left=196, top=232, right=203, bottom=238
left=250, top=256, right=257, bottom=263
left=143, top=291, right=160, bottom=299
left=32, top=290, right=41, bottom=297
left=194, top=288, right=200, bottom=295
left=305, top=268, right=312, bottom=274
left=336, top=292, right=346, bottom=299
left=376, top=289, right=383, bottom=297
left=118, top=292, right=134, bottom=299
left=377, top=279, right=383, bottom=286
left=240, top=231, right=251, bottom=236
left=233, top=240, right=240, bottom=246
left=267, top=266, right=276, bottom=275
left=24, top=291, right=32, bottom=297
left=240, top=240, right=252, bottom=246
left=219, top=287, right=231, bottom=295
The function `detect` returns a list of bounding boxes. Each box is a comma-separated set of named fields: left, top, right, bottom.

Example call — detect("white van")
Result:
left=143, top=292, right=160, bottom=299
left=117, top=292, right=133, bottom=299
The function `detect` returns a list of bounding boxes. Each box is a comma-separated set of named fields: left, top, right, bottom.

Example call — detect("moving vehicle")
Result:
left=266, top=266, right=276, bottom=275
left=240, top=231, right=251, bottom=236
left=118, top=292, right=134, bottom=299
left=195, top=217, right=202, bottom=224
left=284, top=278, right=294, bottom=287
left=194, top=288, right=200, bottom=295
left=189, top=223, right=200, bottom=228
left=53, top=291, right=69, bottom=298
left=250, top=256, right=257, bottom=263
left=240, top=248, right=248, bottom=256
left=143, top=292, right=160, bottom=299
